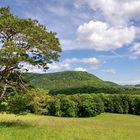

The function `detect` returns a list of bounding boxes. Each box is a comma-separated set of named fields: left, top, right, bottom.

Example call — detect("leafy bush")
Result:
left=0, top=101, right=8, bottom=112
left=99, top=94, right=135, bottom=114
left=60, top=96, right=77, bottom=117
left=99, top=94, right=114, bottom=112
left=27, top=88, right=52, bottom=115
left=78, top=99, right=98, bottom=117
left=47, top=98, right=62, bottom=117
left=133, top=96, right=140, bottom=115
left=47, top=96, right=77, bottom=117
left=70, top=94, right=104, bottom=117
left=8, top=93, right=30, bottom=114
left=121, top=95, right=133, bottom=114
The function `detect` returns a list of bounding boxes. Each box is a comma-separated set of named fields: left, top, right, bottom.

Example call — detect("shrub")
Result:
left=100, top=94, right=135, bottom=114
left=99, top=94, right=114, bottom=112
left=0, top=101, right=8, bottom=112
left=27, top=88, right=51, bottom=115
left=92, top=95, right=104, bottom=114
left=60, top=97, right=77, bottom=117
left=78, top=99, right=98, bottom=117
left=121, top=95, right=131, bottom=114
left=133, top=96, right=140, bottom=115
left=72, top=94, right=104, bottom=117
left=8, top=93, right=30, bottom=114
left=47, top=95, right=77, bottom=117
left=47, top=98, right=62, bottom=117
left=111, top=95, right=124, bottom=114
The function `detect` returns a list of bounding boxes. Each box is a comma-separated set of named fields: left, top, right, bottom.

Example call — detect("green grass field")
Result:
left=0, top=113, right=139, bottom=140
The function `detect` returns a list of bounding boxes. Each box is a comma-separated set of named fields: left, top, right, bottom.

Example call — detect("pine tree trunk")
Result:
left=0, top=83, right=7, bottom=101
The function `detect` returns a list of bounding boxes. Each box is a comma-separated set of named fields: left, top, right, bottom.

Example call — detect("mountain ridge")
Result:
left=23, top=71, right=126, bottom=94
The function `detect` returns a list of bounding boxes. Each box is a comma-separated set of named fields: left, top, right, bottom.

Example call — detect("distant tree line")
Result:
left=0, top=88, right=139, bottom=117
left=49, top=85, right=140, bottom=95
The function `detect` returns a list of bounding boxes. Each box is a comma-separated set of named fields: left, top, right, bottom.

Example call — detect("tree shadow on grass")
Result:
left=0, top=120, right=34, bottom=128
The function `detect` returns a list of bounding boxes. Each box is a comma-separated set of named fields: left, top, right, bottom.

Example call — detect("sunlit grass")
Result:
left=0, top=113, right=139, bottom=140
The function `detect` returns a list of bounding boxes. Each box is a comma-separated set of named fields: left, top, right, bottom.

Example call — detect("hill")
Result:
left=23, top=71, right=140, bottom=94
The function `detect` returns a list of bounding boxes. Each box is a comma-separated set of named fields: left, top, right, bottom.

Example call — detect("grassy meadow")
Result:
left=0, top=113, right=139, bottom=140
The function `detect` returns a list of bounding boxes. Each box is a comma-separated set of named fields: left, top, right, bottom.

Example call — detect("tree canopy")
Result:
left=0, top=7, right=61, bottom=101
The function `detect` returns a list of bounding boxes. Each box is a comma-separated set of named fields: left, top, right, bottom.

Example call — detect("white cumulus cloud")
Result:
left=47, top=57, right=100, bottom=71
left=129, top=43, right=140, bottom=59
left=63, top=57, right=100, bottom=64
left=47, top=62, right=70, bottom=70
left=74, top=67, right=87, bottom=71
left=76, top=0, right=140, bottom=25
left=81, top=57, right=99, bottom=64
left=77, top=20, right=135, bottom=51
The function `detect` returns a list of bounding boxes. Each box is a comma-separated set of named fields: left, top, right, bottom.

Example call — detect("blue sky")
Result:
left=1, top=0, right=140, bottom=84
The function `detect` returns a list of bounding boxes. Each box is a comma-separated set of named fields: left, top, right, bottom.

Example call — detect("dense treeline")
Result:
left=0, top=88, right=139, bottom=117
left=23, top=71, right=140, bottom=95
left=49, top=85, right=140, bottom=95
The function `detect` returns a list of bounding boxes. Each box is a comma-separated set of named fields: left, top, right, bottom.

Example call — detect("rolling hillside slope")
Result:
left=23, top=71, right=140, bottom=94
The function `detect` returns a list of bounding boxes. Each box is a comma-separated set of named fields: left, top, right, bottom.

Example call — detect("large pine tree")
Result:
left=0, top=7, right=61, bottom=101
